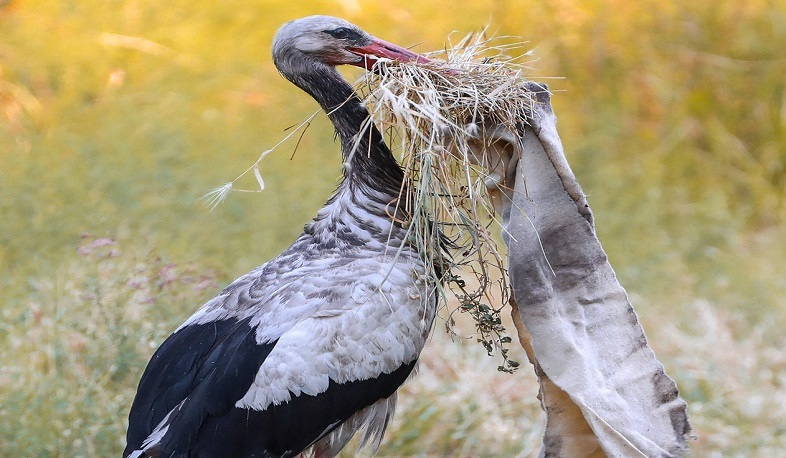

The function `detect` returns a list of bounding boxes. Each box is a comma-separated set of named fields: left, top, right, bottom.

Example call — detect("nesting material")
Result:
left=355, top=33, right=543, bottom=372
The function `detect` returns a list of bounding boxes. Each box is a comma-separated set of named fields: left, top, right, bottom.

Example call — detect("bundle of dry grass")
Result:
left=353, top=32, right=544, bottom=372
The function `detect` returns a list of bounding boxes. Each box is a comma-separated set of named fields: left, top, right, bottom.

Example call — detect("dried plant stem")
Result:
left=355, top=31, right=540, bottom=372
left=198, top=109, right=320, bottom=209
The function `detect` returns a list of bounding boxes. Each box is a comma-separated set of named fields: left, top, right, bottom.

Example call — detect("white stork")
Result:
left=124, top=15, right=441, bottom=458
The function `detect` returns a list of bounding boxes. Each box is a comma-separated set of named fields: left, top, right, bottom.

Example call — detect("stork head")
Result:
left=272, top=15, right=430, bottom=76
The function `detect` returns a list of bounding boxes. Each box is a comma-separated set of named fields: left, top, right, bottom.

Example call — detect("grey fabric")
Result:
left=459, top=83, right=692, bottom=457
left=500, top=86, right=692, bottom=457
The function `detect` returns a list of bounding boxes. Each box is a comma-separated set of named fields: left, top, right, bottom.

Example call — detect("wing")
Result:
left=125, top=315, right=419, bottom=458
left=125, top=243, right=431, bottom=457
left=123, top=316, right=277, bottom=457
left=180, top=359, right=416, bottom=457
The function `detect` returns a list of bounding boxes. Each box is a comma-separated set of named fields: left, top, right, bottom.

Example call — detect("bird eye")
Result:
left=325, top=27, right=353, bottom=40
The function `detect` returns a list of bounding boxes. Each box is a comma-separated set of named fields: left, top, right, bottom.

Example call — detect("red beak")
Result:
left=348, top=37, right=432, bottom=71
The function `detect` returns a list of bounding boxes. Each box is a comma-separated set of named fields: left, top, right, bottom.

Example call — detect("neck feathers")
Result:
left=279, top=55, right=404, bottom=197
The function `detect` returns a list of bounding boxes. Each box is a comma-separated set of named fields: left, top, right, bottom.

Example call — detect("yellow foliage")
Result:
left=1, top=0, right=784, bottom=455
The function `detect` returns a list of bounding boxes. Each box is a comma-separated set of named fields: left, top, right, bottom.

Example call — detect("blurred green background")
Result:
left=1, top=0, right=785, bottom=455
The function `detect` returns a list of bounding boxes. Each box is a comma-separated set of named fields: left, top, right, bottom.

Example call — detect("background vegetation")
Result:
left=1, top=0, right=785, bottom=455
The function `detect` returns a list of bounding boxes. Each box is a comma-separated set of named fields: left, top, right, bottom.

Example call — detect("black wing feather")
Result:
left=182, top=359, right=417, bottom=457
left=125, top=317, right=416, bottom=457
left=124, top=317, right=276, bottom=457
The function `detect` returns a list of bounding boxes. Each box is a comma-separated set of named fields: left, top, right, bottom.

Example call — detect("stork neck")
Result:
left=293, top=64, right=404, bottom=197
